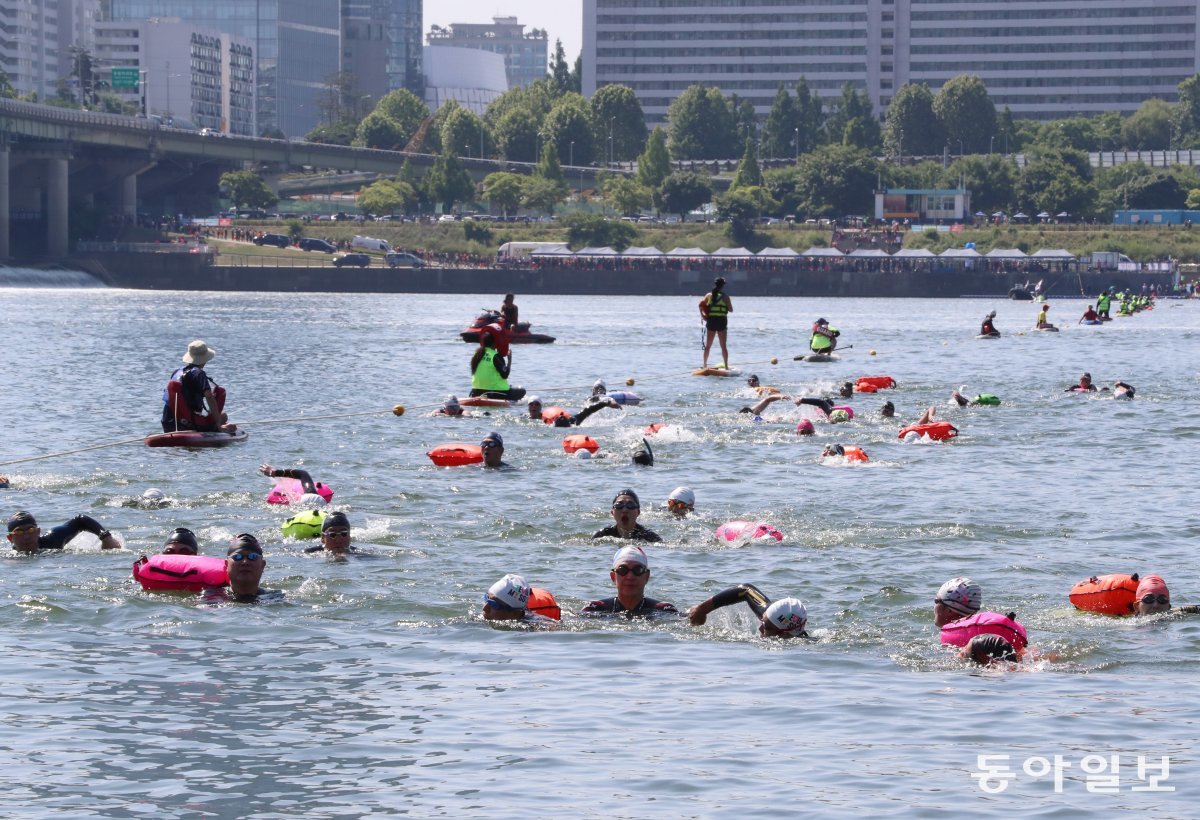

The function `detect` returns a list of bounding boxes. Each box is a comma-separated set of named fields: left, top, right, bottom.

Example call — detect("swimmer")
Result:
left=592, top=489, right=661, bottom=542
left=934, top=577, right=982, bottom=627
left=161, top=527, right=200, bottom=556
left=666, top=486, right=695, bottom=517
left=838, top=381, right=854, bottom=399
left=139, top=488, right=172, bottom=509
left=881, top=401, right=895, bottom=418
left=793, top=396, right=837, bottom=416
left=820, top=444, right=845, bottom=459
left=6, top=510, right=121, bottom=553
left=214, top=534, right=279, bottom=603
left=913, top=406, right=938, bottom=426
left=951, top=388, right=1000, bottom=407
left=745, top=374, right=778, bottom=396
left=260, top=464, right=324, bottom=498
left=796, top=419, right=815, bottom=436
left=0, top=476, right=8, bottom=489
left=631, top=438, right=654, bottom=467
left=481, top=573, right=559, bottom=625
left=592, top=379, right=607, bottom=399
left=1129, top=575, right=1200, bottom=616
left=480, top=431, right=509, bottom=469
left=979, top=310, right=1000, bottom=337
left=432, top=395, right=465, bottom=417
left=1035, top=304, right=1056, bottom=330
left=740, top=393, right=790, bottom=415
left=580, top=545, right=678, bottom=618
left=687, top=583, right=810, bottom=638
left=527, top=395, right=619, bottom=427
left=1066, top=372, right=1097, bottom=392
left=303, top=511, right=356, bottom=557
left=1113, top=381, right=1135, bottom=400
left=962, top=634, right=1017, bottom=666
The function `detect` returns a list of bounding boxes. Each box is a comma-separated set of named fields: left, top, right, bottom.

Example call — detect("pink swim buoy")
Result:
left=266, top=478, right=334, bottom=505
left=715, top=520, right=784, bottom=543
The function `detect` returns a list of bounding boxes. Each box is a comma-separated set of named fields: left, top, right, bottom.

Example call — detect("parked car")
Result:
left=385, top=252, right=425, bottom=269
left=299, top=237, right=336, bottom=253
left=253, top=233, right=291, bottom=248
left=333, top=253, right=371, bottom=268
left=437, top=214, right=458, bottom=223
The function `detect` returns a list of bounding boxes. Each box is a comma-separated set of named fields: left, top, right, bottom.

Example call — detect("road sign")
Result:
left=111, top=68, right=139, bottom=89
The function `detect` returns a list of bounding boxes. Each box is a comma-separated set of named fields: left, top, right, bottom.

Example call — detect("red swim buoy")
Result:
left=541, top=406, right=571, bottom=424
left=842, top=446, right=869, bottom=463
left=527, top=588, right=562, bottom=620
left=898, top=421, right=958, bottom=441
left=427, top=443, right=484, bottom=466
left=562, top=435, right=599, bottom=454
left=856, top=375, right=897, bottom=391
left=1069, top=573, right=1139, bottom=616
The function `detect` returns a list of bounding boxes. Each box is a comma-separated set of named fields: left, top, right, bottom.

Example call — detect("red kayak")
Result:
left=459, top=309, right=555, bottom=344
left=145, top=430, right=249, bottom=448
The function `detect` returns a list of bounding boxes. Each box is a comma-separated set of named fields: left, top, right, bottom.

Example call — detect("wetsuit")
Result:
left=552, top=400, right=611, bottom=428
left=980, top=318, right=998, bottom=336
left=580, top=596, right=678, bottom=618
left=798, top=397, right=836, bottom=416
left=304, top=544, right=360, bottom=554
left=31, top=515, right=110, bottom=549
left=703, top=583, right=811, bottom=638
left=591, top=523, right=662, bottom=543
left=267, top=468, right=317, bottom=494
left=162, top=364, right=222, bottom=432
left=1114, top=381, right=1135, bottom=399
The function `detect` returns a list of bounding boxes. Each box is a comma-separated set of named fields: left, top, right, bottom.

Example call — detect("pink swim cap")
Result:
left=796, top=419, right=815, bottom=435
left=1136, top=575, right=1169, bottom=601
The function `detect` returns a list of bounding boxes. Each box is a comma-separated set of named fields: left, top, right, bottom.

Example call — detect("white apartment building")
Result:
left=95, top=18, right=255, bottom=135
left=584, top=0, right=1200, bottom=125
left=0, top=0, right=100, bottom=100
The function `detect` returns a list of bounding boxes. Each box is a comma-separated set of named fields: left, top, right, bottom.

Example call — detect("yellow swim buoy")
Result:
left=869, top=349, right=877, bottom=356
left=626, top=377, right=635, bottom=386
left=770, top=357, right=778, bottom=365
left=393, top=404, right=406, bottom=416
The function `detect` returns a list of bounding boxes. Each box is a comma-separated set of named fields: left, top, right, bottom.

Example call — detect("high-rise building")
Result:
left=0, top=0, right=100, bottom=100
left=102, top=0, right=340, bottom=137
left=427, top=16, right=547, bottom=90
left=341, top=0, right=423, bottom=104
left=95, top=19, right=255, bottom=135
left=584, top=0, right=1200, bottom=127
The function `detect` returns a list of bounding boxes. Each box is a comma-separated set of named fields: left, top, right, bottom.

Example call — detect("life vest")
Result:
left=940, top=611, right=1028, bottom=657
left=899, top=421, right=958, bottom=441
left=1069, top=573, right=1139, bottom=616
left=562, top=434, right=599, bottom=454
left=427, top=443, right=484, bottom=466
left=133, top=554, right=228, bottom=592
left=810, top=325, right=836, bottom=351
left=1097, top=294, right=1111, bottom=310
left=527, top=588, right=562, bottom=620
left=471, top=350, right=510, bottom=392
left=282, top=509, right=328, bottom=539
left=705, top=292, right=730, bottom=318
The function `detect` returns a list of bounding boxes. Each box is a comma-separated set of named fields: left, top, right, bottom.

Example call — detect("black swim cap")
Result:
left=967, top=634, right=1017, bottom=665
left=322, top=511, right=350, bottom=532
left=164, top=527, right=199, bottom=551
left=612, top=488, right=641, bottom=507
left=7, top=510, right=36, bottom=532
left=632, top=438, right=654, bottom=467
left=228, top=533, right=260, bottom=555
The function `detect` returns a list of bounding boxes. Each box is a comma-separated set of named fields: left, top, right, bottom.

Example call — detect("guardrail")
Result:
left=76, top=241, right=214, bottom=254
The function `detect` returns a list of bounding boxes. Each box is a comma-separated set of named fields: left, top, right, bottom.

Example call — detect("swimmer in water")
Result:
left=820, top=444, right=846, bottom=459
left=1066, top=372, right=1097, bottom=392
left=526, top=395, right=619, bottom=427
left=580, top=545, right=678, bottom=618
left=688, top=583, right=810, bottom=638
left=260, top=464, right=327, bottom=505
left=432, top=395, right=466, bottom=416
left=161, top=527, right=200, bottom=556
left=631, top=438, right=654, bottom=467
left=962, top=634, right=1017, bottom=666
left=0, top=476, right=8, bottom=489
left=139, top=488, right=172, bottom=509
left=979, top=310, right=999, bottom=337
left=303, top=511, right=356, bottom=557
left=951, top=388, right=1001, bottom=407
left=881, top=401, right=896, bottom=418
left=209, top=534, right=280, bottom=603
left=6, top=510, right=121, bottom=553
left=481, top=573, right=558, bottom=624
left=796, top=419, right=815, bottom=436
left=665, top=486, right=695, bottom=517
left=934, top=577, right=982, bottom=627
left=1131, top=575, right=1200, bottom=616
left=1113, top=381, right=1135, bottom=400
left=480, top=431, right=509, bottom=469
left=592, top=489, right=661, bottom=542
left=746, top=374, right=779, bottom=396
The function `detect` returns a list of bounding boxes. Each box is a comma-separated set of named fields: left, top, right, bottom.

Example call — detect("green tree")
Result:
left=1122, top=98, right=1172, bottom=150
left=424, top=151, right=475, bottom=212
left=355, top=110, right=408, bottom=150
left=549, top=39, right=572, bottom=95
left=730, top=138, right=762, bottom=189
left=358, top=179, right=415, bottom=215
left=375, top=89, right=429, bottom=138
left=1186, top=188, right=1200, bottom=209
left=1018, top=146, right=1096, bottom=217
left=933, top=74, right=997, bottom=155
left=441, top=105, right=489, bottom=158
left=718, top=185, right=778, bottom=246
left=219, top=171, right=278, bottom=210
left=730, top=95, right=758, bottom=145
left=521, top=176, right=569, bottom=214
left=535, top=140, right=567, bottom=185
left=601, top=175, right=652, bottom=216
left=667, top=85, right=737, bottom=159
left=1114, top=170, right=1187, bottom=209
left=940, top=155, right=1018, bottom=215
left=658, top=171, right=713, bottom=219
left=792, top=145, right=881, bottom=217
left=482, top=172, right=525, bottom=217
left=305, top=120, right=358, bottom=146
left=543, top=92, right=596, bottom=166
left=492, top=106, right=541, bottom=163
left=794, top=77, right=823, bottom=154
left=637, top=127, right=671, bottom=191
left=0, top=68, right=15, bottom=99
left=825, top=83, right=880, bottom=150
left=561, top=212, right=638, bottom=250
left=1176, top=74, right=1200, bottom=146
left=762, top=85, right=797, bottom=160
left=996, top=106, right=1018, bottom=154
left=883, top=83, right=942, bottom=159
left=591, top=84, right=647, bottom=161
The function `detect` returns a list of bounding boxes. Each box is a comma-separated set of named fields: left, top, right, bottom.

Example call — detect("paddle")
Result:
left=794, top=345, right=852, bottom=360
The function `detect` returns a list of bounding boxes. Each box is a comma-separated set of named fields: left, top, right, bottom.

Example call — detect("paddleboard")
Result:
left=1034, top=326, right=1060, bottom=333
left=1082, top=320, right=1102, bottom=326
left=145, top=430, right=248, bottom=448
left=693, top=367, right=742, bottom=377
left=798, top=353, right=839, bottom=362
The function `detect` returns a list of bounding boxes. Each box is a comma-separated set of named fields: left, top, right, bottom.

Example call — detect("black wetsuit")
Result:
left=580, top=596, right=678, bottom=618
left=553, top=400, right=611, bottom=428
left=31, top=515, right=109, bottom=549
left=980, top=319, right=998, bottom=335
left=703, top=583, right=811, bottom=638
left=269, top=468, right=317, bottom=494
left=591, top=524, right=662, bottom=542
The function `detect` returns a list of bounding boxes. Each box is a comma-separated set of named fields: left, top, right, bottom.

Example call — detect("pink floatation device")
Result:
left=715, top=520, right=784, bottom=543
left=266, top=478, right=334, bottom=505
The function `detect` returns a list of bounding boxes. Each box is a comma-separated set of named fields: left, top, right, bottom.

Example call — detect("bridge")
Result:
left=0, top=98, right=625, bottom=259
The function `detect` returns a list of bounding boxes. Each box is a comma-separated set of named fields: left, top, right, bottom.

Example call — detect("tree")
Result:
left=542, top=92, right=596, bottom=166
left=658, top=171, right=713, bottom=219
left=933, top=75, right=997, bottom=155
left=0, top=69, right=15, bottom=100
left=219, top=171, right=277, bottom=210
left=561, top=212, right=637, bottom=250
left=549, top=39, right=572, bottom=95
left=521, top=176, right=568, bottom=214
left=883, top=83, right=942, bottom=159
left=590, top=84, right=647, bottom=161
left=535, top=140, right=567, bottom=185
left=601, top=175, right=652, bottom=216
left=1018, top=146, right=1096, bottom=217
left=570, top=53, right=583, bottom=95
left=940, top=155, right=1018, bottom=215
left=493, top=106, right=541, bottom=163
left=355, top=110, right=408, bottom=150
left=1122, top=98, right=1172, bottom=150
left=1187, top=188, right=1200, bottom=209
left=730, top=95, right=758, bottom=144
left=358, top=179, right=415, bottom=215
left=762, top=85, right=798, bottom=160
left=305, top=120, right=358, bottom=146
left=794, top=77, right=823, bottom=154
left=730, top=138, right=762, bottom=189
left=1114, top=170, right=1187, bottom=209
left=667, top=85, right=737, bottom=159
left=996, top=106, right=1018, bottom=154
left=718, top=186, right=778, bottom=246
left=791, top=145, right=880, bottom=217
left=424, top=151, right=475, bottom=212
left=637, top=127, right=671, bottom=191
left=441, top=105, right=488, bottom=158
left=375, top=89, right=430, bottom=138
left=825, top=83, right=879, bottom=151
left=482, top=172, right=525, bottom=217
left=1176, top=74, right=1200, bottom=145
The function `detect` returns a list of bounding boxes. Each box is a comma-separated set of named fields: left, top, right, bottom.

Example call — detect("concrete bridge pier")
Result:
left=47, top=156, right=69, bottom=258
left=0, top=146, right=9, bottom=261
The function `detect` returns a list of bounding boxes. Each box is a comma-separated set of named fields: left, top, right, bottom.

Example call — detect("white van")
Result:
left=351, top=235, right=390, bottom=252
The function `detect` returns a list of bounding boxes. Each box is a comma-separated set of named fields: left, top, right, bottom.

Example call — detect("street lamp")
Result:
left=479, top=121, right=485, bottom=159
left=609, top=116, right=615, bottom=168
left=794, top=127, right=800, bottom=162
left=989, top=135, right=994, bottom=156
left=569, top=140, right=574, bottom=168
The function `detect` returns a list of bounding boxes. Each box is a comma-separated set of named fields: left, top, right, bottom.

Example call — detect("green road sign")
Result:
left=111, top=68, right=139, bottom=89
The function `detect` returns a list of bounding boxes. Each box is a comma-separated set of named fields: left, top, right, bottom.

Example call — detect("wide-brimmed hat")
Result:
left=183, top=340, right=215, bottom=365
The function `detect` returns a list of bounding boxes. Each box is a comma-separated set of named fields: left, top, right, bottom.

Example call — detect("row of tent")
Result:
left=533, top=245, right=1078, bottom=260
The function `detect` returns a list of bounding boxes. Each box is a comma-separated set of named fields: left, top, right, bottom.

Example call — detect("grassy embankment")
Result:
left=204, top=222, right=1200, bottom=263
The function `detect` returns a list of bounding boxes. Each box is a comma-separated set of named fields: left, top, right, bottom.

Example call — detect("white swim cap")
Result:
left=575, top=448, right=592, bottom=459
left=613, top=545, right=648, bottom=569
left=527, top=395, right=542, bottom=406
left=486, top=574, right=531, bottom=611
left=937, top=577, right=982, bottom=616
left=443, top=394, right=460, bottom=409
left=903, top=430, right=920, bottom=442
left=593, top=379, right=607, bottom=395
left=764, top=598, right=808, bottom=635
left=142, top=488, right=165, bottom=501
left=668, top=486, right=695, bottom=506
left=299, top=493, right=327, bottom=507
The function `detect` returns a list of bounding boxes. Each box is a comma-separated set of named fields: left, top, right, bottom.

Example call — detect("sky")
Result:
left=424, top=0, right=584, bottom=66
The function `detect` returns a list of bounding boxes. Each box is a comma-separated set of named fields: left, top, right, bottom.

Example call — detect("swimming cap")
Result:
left=764, top=598, right=808, bottom=635
left=486, top=574, right=531, bottom=610
left=612, top=488, right=640, bottom=507
left=751, top=415, right=764, bottom=423
left=829, top=409, right=850, bottom=423
left=965, top=634, right=1017, bottom=665
left=575, top=449, right=592, bottom=459
left=321, top=511, right=350, bottom=532
left=527, top=396, right=542, bottom=406
left=1082, top=372, right=1091, bottom=381
left=882, top=401, right=895, bottom=411
left=988, top=310, right=996, bottom=318
left=164, top=527, right=199, bottom=552
left=6, top=510, right=36, bottom=532
left=443, top=395, right=460, bottom=409
left=937, top=577, right=982, bottom=616
left=613, top=545, right=648, bottom=569
left=142, top=488, right=165, bottom=502
left=903, top=431, right=920, bottom=442
left=632, top=438, right=654, bottom=467
left=796, top=419, right=815, bottom=435
left=481, top=431, right=503, bottom=448
left=228, top=533, right=260, bottom=555
left=593, top=379, right=607, bottom=395
left=747, top=375, right=759, bottom=386
left=299, top=493, right=327, bottom=507
left=816, top=318, right=828, bottom=325
left=668, top=486, right=695, bottom=506
left=1135, top=574, right=1169, bottom=601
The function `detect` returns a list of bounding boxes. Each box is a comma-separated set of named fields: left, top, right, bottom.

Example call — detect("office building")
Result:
left=103, top=0, right=340, bottom=136
left=584, top=0, right=1200, bottom=126
left=428, top=16, right=547, bottom=90
left=95, top=19, right=255, bottom=134
left=424, top=46, right=507, bottom=116
left=0, top=0, right=101, bottom=100
left=341, top=0, right=423, bottom=103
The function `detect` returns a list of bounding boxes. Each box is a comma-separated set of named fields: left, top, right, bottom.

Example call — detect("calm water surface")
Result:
left=0, top=278, right=1197, bottom=816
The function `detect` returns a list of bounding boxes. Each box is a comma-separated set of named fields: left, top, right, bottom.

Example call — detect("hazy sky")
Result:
left=424, top=0, right=584, bottom=66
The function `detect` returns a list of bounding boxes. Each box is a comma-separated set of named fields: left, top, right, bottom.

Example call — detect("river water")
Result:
left=0, top=276, right=1197, bottom=816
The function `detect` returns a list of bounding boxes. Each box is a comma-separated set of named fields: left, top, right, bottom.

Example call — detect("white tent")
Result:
left=575, top=246, right=618, bottom=256
left=940, top=248, right=982, bottom=258
left=984, top=248, right=1028, bottom=259
left=892, top=248, right=936, bottom=258
left=665, top=247, right=710, bottom=257
left=529, top=245, right=573, bottom=256
left=848, top=248, right=889, bottom=258
left=711, top=247, right=754, bottom=257
left=621, top=246, right=664, bottom=256
left=802, top=247, right=845, bottom=257
left=757, top=247, right=801, bottom=257
left=1030, top=249, right=1076, bottom=260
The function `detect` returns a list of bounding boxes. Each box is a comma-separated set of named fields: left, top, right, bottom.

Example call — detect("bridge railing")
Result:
left=76, top=241, right=214, bottom=254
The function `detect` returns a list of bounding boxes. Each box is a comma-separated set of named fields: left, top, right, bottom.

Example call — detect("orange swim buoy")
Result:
left=1069, top=573, right=1140, bottom=616
left=843, top=446, right=869, bottom=463
left=426, top=443, right=484, bottom=466
left=527, top=588, right=562, bottom=620
left=562, top=434, right=599, bottom=454
left=541, top=406, right=571, bottom=424
left=898, top=421, right=958, bottom=441
left=856, top=375, right=897, bottom=391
